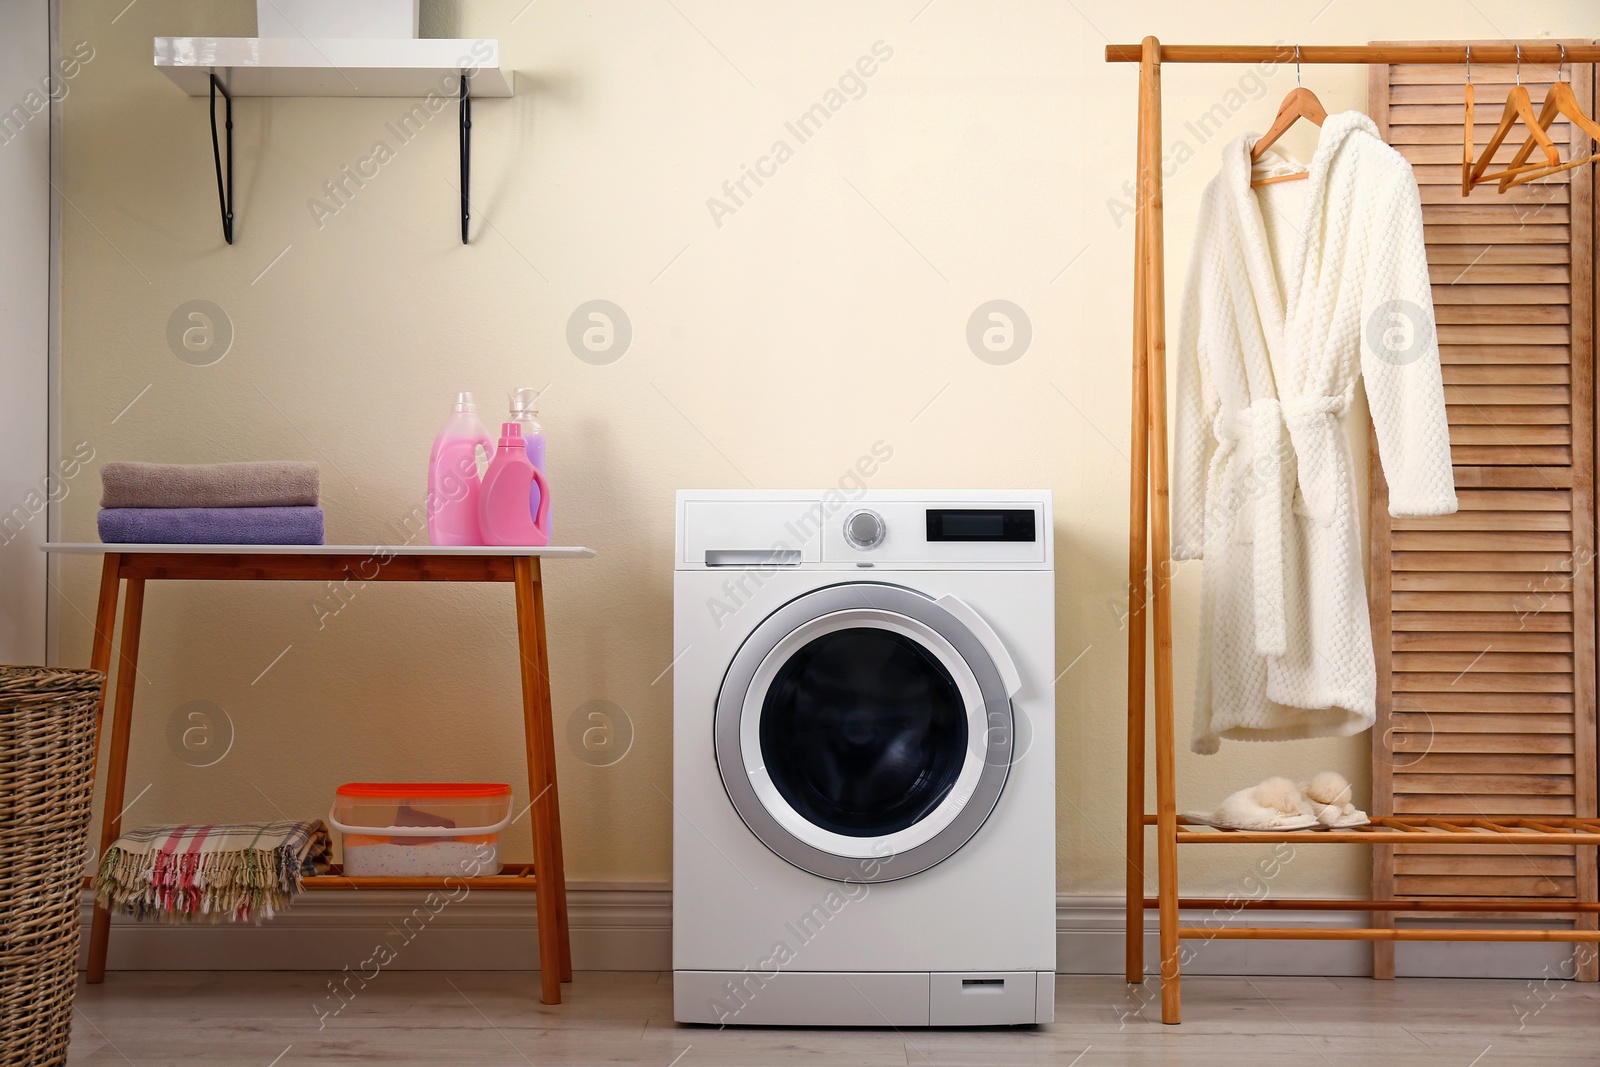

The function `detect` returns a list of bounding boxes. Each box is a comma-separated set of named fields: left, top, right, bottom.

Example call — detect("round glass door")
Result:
left=760, top=626, right=966, bottom=837
left=715, top=583, right=1014, bottom=883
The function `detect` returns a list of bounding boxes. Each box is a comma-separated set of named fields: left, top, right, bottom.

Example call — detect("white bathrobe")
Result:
left=1173, top=112, right=1458, bottom=754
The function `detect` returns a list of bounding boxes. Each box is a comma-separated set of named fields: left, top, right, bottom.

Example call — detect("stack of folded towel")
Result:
left=92, top=820, right=333, bottom=923
left=98, top=461, right=325, bottom=545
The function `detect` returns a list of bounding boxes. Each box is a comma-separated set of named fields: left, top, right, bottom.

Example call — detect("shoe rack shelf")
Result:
left=153, top=36, right=511, bottom=244
left=1109, top=37, right=1600, bottom=1025
left=1162, top=814, right=1600, bottom=846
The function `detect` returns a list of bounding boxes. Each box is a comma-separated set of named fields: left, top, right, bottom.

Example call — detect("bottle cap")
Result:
left=509, top=387, right=542, bottom=417
left=500, top=422, right=524, bottom=444
left=454, top=391, right=477, bottom=413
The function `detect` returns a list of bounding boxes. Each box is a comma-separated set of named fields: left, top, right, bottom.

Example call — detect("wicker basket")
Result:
left=0, top=667, right=103, bottom=1067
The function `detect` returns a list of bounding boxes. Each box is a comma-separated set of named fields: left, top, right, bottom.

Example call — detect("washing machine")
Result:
left=673, top=489, right=1055, bottom=1027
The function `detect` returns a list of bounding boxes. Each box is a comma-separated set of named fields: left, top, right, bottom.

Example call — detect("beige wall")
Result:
left=57, top=1, right=1597, bottom=899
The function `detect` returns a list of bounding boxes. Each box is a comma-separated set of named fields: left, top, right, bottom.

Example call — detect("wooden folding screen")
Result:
left=1368, top=44, right=1598, bottom=978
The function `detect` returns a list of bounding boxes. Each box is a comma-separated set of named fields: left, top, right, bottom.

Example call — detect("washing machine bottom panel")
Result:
left=673, top=970, right=1054, bottom=1027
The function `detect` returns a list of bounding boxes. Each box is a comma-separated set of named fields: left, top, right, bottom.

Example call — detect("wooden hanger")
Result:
left=1250, top=47, right=1326, bottom=189
left=1467, top=45, right=1562, bottom=189
left=1498, top=46, right=1600, bottom=189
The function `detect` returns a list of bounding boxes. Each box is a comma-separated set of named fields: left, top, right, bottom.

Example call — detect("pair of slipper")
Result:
left=1183, top=771, right=1370, bottom=831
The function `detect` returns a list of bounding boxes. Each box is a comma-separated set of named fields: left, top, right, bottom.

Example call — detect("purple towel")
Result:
left=97, top=507, right=325, bottom=545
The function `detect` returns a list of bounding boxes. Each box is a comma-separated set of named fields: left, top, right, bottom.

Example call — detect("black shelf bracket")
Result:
left=208, top=72, right=234, bottom=244
left=459, top=69, right=471, bottom=244
left=200, top=68, right=480, bottom=245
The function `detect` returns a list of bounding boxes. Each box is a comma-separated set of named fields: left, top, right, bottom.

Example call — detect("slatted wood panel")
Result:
left=1369, top=46, right=1597, bottom=960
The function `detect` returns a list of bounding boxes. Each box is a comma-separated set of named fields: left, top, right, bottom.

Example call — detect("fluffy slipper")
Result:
left=1184, top=776, right=1320, bottom=831
left=1298, top=771, right=1370, bottom=828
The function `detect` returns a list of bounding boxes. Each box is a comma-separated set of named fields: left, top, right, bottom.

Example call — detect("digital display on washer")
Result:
left=925, top=508, right=1036, bottom=542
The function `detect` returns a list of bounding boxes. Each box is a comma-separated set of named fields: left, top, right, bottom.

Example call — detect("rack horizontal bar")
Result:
left=1106, top=44, right=1600, bottom=65
left=1152, top=897, right=1600, bottom=914
left=1140, top=814, right=1600, bottom=845
left=1179, top=927, right=1600, bottom=942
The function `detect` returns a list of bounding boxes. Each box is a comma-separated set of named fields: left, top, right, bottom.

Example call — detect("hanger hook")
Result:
left=1295, top=44, right=1302, bottom=88
left=1515, top=43, right=1522, bottom=86
left=1464, top=45, right=1471, bottom=84
left=1559, top=43, right=1567, bottom=82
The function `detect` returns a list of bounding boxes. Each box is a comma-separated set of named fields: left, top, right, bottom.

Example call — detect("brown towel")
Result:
left=100, top=461, right=320, bottom=509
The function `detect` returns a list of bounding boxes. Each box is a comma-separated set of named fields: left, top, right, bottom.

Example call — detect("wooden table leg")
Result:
left=528, top=566, right=574, bottom=982
left=514, top=557, right=567, bottom=1004
left=87, top=575, right=145, bottom=984
left=83, top=552, right=122, bottom=977
left=85, top=554, right=122, bottom=786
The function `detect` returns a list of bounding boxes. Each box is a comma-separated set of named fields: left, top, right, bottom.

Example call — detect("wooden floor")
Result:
left=67, top=971, right=1600, bottom=1065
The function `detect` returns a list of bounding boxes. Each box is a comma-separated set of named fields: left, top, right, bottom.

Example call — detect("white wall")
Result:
left=0, top=0, right=53, bottom=664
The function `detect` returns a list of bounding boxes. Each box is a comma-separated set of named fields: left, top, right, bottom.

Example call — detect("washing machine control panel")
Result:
left=825, top=500, right=1045, bottom=564
left=677, top=491, right=1050, bottom=568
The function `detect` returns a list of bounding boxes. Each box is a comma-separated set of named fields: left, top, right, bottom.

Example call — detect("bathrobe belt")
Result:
left=1210, top=393, right=1350, bottom=657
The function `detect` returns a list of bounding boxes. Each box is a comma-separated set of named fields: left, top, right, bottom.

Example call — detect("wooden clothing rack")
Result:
left=1107, top=39, right=1600, bottom=1025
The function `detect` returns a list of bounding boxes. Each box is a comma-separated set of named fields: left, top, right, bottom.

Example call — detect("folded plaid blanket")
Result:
left=93, top=820, right=332, bottom=924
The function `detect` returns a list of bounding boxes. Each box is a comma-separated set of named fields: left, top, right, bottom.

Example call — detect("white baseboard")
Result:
left=82, top=883, right=672, bottom=973
left=82, top=888, right=1582, bottom=980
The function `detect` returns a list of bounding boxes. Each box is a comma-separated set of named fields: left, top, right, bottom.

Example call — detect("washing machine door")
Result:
left=715, top=582, right=1020, bottom=883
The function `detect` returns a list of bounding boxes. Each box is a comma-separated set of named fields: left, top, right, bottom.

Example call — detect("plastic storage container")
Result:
left=330, top=783, right=513, bottom=877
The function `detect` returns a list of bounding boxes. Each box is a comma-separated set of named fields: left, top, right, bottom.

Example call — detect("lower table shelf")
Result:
left=301, top=862, right=540, bottom=891
left=83, top=862, right=545, bottom=893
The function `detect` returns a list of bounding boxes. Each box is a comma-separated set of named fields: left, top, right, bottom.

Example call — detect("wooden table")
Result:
left=44, top=543, right=594, bottom=1005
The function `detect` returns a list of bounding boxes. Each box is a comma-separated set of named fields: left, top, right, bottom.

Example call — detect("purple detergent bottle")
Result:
left=509, top=387, right=549, bottom=536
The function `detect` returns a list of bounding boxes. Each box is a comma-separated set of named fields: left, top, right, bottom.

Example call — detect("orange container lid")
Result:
left=336, top=782, right=512, bottom=799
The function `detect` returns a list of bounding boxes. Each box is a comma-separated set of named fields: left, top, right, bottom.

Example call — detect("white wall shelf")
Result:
left=152, top=36, right=510, bottom=244
left=153, top=37, right=511, bottom=97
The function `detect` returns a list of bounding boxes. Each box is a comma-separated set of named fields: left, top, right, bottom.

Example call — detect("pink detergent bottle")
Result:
left=478, top=423, right=552, bottom=547
left=426, top=392, right=494, bottom=546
